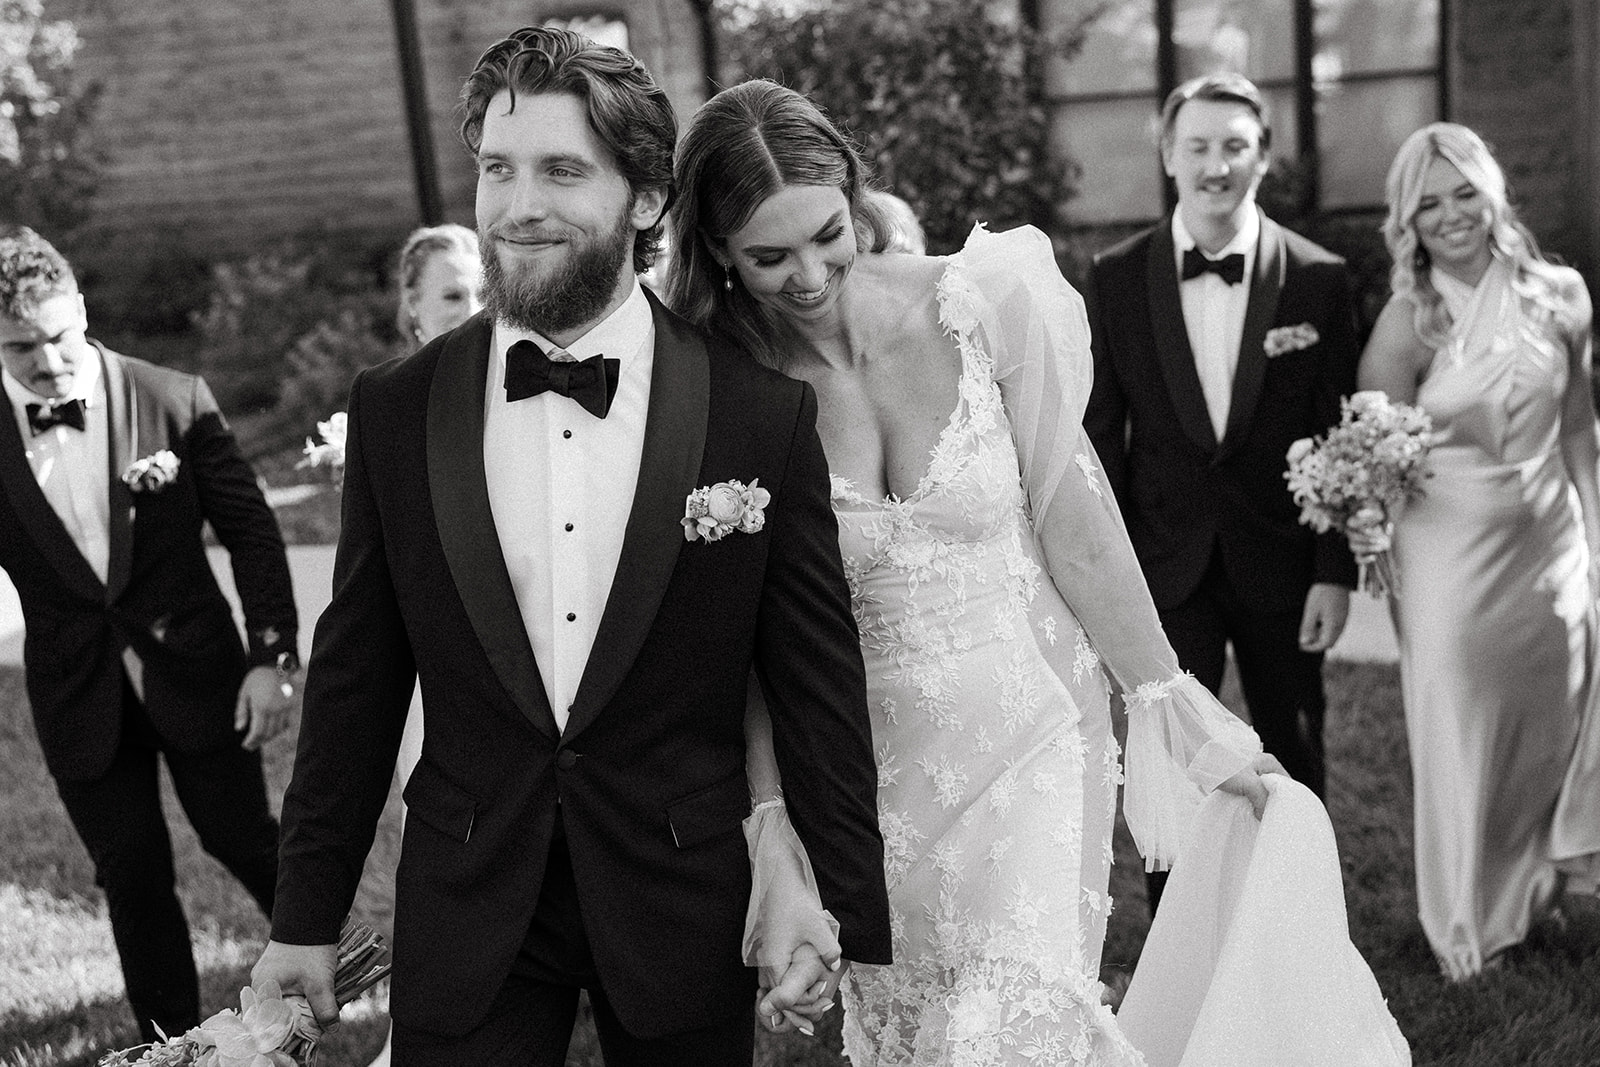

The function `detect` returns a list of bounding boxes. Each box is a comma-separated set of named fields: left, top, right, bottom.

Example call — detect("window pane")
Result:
left=1173, top=0, right=1296, bottom=84
left=1049, top=0, right=1159, bottom=97
left=1260, top=85, right=1299, bottom=162
left=1053, top=98, right=1165, bottom=223
left=1313, top=0, right=1437, bottom=77
left=1317, top=75, right=1438, bottom=209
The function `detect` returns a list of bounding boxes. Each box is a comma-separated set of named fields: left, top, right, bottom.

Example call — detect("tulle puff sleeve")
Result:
left=742, top=798, right=842, bottom=977
left=951, top=223, right=1263, bottom=870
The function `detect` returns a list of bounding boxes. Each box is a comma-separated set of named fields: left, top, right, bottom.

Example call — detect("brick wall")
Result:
left=1451, top=0, right=1591, bottom=274
left=53, top=0, right=709, bottom=253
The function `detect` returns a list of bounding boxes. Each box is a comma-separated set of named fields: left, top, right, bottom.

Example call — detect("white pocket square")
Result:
left=1264, top=323, right=1320, bottom=357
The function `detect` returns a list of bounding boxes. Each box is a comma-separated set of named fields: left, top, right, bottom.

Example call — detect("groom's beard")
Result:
left=481, top=209, right=635, bottom=337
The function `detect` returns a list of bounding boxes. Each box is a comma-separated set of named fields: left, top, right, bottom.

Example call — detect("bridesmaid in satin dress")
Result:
left=1357, top=123, right=1600, bottom=981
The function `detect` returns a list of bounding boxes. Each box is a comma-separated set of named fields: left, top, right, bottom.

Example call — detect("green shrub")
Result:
left=718, top=0, right=1087, bottom=254
left=0, top=0, right=100, bottom=235
left=188, top=235, right=401, bottom=435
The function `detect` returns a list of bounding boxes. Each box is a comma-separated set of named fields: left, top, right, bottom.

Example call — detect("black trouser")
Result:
left=53, top=685, right=279, bottom=1042
left=1145, top=547, right=1328, bottom=913
left=392, top=812, right=755, bottom=1067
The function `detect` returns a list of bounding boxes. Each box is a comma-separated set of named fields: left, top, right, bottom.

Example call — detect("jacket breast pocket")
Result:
left=665, top=769, right=749, bottom=849
left=403, top=758, right=481, bottom=843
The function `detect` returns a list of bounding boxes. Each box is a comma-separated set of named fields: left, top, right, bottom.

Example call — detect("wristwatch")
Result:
left=274, top=650, right=302, bottom=697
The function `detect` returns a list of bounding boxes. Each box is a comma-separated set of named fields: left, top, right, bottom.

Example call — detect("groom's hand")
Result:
left=253, top=939, right=340, bottom=1028
left=1297, top=582, right=1350, bottom=653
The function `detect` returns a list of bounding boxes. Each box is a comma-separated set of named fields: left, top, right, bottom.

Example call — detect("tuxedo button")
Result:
left=563, top=429, right=572, bottom=439
left=564, top=523, right=574, bottom=532
left=566, top=612, right=577, bottom=622
left=557, top=749, right=579, bottom=770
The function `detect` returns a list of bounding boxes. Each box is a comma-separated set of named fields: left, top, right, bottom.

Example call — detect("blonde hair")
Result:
left=1382, top=122, right=1572, bottom=348
left=396, top=223, right=480, bottom=340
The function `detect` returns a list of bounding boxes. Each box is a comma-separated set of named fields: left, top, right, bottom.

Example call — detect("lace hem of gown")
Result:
left=841, top=955, right=1145, bottom=1067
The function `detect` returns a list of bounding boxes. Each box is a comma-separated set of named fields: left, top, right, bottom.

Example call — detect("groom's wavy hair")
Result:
left=458, top=25, right=676, bottom=274
left=665, top=79, right=893, bottom=371
left=0, top=226, right=78, bottom=322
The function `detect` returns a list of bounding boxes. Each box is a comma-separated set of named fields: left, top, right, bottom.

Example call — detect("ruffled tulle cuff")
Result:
left=1122, top=674, right=1263, bottom=871
left=741, top=798, right=842, bottom=972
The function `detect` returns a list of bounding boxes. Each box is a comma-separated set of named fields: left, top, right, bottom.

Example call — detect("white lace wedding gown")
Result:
left=824, top=226, right=1264, bottom=1067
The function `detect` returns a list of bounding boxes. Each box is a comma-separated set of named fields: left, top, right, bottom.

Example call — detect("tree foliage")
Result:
left=718, top=0, right=1086, bottom=254
left=0, top=0, right=99, bottom=233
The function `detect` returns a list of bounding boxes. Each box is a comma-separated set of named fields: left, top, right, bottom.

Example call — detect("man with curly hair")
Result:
left=0, top=225, right=299, bottom=1040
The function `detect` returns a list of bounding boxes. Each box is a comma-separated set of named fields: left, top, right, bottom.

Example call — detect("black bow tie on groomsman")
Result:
left=503, top=340, right=621, bottom=419
left=26, top=397, right=87, bottom=435
left=1181, top=247, right=1247, bottom=285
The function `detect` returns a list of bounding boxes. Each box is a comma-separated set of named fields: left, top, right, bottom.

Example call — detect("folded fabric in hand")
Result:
left=1118, top=775, right=1411, bottom=1066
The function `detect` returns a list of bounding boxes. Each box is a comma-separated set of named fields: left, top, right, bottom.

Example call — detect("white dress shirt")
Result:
left=1173, top=210, right=1259, bottom=441
left=4, top=350, right=111, bottom=581
left=483, top=282, right=654, bottom=731
left=4, top=349, right=145, bottom=696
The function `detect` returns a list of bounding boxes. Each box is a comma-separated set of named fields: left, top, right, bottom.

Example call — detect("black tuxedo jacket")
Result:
left=272, top=295, right=892, bottom=1038
left=0, top=346, right=297, bottom=782
left=1084, top=210, right=1360, bottom=615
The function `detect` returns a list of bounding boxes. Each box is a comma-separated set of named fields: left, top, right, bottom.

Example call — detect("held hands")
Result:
left=757, top=943, right=847, bottom=1037
left=1297, top=582, right=1350, bottom=653
left=251, top=939, right=340, bottom=1030
left=235, top=664, right=300, bottom=751
left=1216, top=753, right=1288, bottom=819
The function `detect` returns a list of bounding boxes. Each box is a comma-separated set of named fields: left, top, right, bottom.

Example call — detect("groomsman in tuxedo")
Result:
left=1084, top=74, right=1359, bottom=907
left=256, top=26, right=889, bottom=1065
left=0, top=227, right=300, bottom=1038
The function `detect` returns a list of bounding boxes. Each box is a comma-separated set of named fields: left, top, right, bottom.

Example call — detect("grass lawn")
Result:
left=3, top=660, right=1599, bottom=1066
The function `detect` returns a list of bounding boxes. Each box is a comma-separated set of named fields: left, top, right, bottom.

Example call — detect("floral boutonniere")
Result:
left=122, top=449, right=180, bottom=494
left=1264, top=323, right=1321, bottom=357
left=682, top=479, right=771, bottom=542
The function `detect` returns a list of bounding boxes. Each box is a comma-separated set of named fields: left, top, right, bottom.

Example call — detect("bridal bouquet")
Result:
left=98, top=919, right=390, bottom=1067
left=1284, top=391, right=1433, bottom=597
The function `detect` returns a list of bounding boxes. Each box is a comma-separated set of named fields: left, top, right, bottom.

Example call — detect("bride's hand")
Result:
left=1216, top=754, right=1287, bottom=819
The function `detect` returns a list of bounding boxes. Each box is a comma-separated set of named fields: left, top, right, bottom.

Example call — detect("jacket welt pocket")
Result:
left=665, top=770, right=749, bottom=849
left=403, top=759, right=480, bottom=843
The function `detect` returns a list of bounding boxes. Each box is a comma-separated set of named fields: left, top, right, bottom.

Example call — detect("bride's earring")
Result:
left=724, top=267, right=734, bottom=293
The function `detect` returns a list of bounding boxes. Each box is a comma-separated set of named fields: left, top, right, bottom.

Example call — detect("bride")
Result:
left=666, top=79, right=1299, bottom=1065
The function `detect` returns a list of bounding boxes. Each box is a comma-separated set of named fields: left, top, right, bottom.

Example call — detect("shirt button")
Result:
left=566, top=612, right=577, bottom=622
left=564, top=523, right=574, bottom=532
left=557, top=749, right=579, bottom=770
left=563, top=429, right=572, bottom=439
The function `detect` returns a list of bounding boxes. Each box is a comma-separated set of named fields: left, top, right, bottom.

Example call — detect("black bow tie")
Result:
left=504, top=340, right=620, bottom=419
left=26, top=398, right=87, bottom=435
left=1181, top=248, right=1246, bottom=285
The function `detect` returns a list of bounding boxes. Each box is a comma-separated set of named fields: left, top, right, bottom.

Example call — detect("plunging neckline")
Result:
left=829, top=258, right=972, bottom=512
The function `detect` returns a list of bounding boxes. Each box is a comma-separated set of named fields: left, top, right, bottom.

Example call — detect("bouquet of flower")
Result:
left=1284, top=390, right=1433, bottom=597
left=98, top=919, right=391, bottom=1067
left=297, top=412, right=347, bottom=484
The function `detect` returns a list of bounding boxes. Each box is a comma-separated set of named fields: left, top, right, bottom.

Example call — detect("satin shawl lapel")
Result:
left=426, top=316, right=559, bottom=740
left=1145, top=219, right=1219, bottom=452
left=0, top=374, right=105, bottom=599
left=1218, top=211, right=1285, bottom=459
left=563, top=292, right=709, bottom=742
left=102, top=348, right=136, bottom=603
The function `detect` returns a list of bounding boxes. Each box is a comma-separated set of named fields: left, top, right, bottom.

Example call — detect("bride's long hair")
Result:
left=665, top=80, right=892, bottom=370
left=1382, top=123, right=1572, bottom=348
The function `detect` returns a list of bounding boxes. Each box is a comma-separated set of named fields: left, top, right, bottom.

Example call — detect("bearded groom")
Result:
left=254, top=27, right=891, bottom=1066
